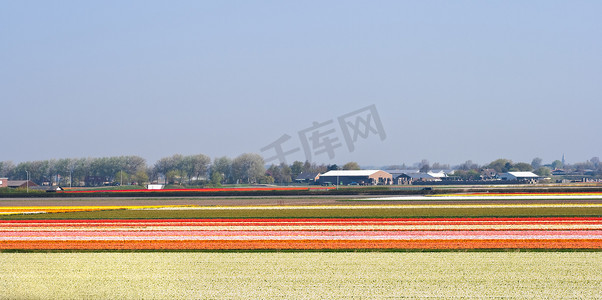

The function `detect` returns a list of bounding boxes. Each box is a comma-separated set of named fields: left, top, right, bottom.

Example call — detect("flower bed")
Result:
left=1, top=217, right=600, bottom=250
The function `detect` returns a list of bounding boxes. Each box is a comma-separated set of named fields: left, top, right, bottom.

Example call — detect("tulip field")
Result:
left=2, top=252, right=601, bottom=299
left=1, top=192, right=601, bottom=298
left=1, top=193, right=602, bottom=250
left=1, top=216, right=601, bottom=250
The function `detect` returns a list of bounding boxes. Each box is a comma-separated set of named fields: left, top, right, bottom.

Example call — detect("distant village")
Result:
left=287, top=157, right=602, bottom=186
left=297, top=170, right=543, bottom=186
left=1, top=155, right=601, bottom=191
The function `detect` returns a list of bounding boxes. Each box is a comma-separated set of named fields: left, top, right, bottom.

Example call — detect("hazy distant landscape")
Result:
left=2, top=1, right=600, bottom=299
left=1, top=153, right=600, bottom=190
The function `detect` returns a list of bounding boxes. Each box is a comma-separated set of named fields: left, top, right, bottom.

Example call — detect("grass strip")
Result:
left=2, top=206, right=601, bottom=220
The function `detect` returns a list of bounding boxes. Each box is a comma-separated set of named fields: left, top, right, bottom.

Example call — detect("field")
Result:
left=1, top=193, right=602, bottom=250
left=2, top=216, right=601, bottom=250
left=1, top=252, right=601, bottom=299
left=1, top=191, right=601, bottom=298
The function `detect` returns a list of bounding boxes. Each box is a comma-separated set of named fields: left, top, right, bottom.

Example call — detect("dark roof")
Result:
left=407, top=173, right=436, bottom=180
left=384, top=170, right=419, bottom=176
left=394, top=173, right=443, bottom=180
left=295, top=172, right=320, bottom=181
left=7, top=180, right=38, bottom=187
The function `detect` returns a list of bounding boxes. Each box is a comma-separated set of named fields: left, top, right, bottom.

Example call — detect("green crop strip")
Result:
left=2, top=206, right=601, bottom=220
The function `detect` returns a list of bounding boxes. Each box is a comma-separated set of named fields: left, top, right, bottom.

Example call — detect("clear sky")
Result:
left=2, top=1, right=601, bottom=167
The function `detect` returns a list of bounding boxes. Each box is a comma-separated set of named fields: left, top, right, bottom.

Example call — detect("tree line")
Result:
left=1, top=155, right=600, bottom=187
left=0, top=153, right=356, bottom=187
left=445, top=157, right=602, bottom=181
left=0, top=156, right=148, bottom=187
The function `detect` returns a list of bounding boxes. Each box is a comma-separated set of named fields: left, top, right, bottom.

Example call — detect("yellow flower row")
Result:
left=432, top=192, right=602, bottom=197
left=0, top=205, right=191, bottom=215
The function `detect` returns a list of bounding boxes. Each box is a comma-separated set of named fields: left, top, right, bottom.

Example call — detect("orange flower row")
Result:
left=2, top=239, right=601, bottom=250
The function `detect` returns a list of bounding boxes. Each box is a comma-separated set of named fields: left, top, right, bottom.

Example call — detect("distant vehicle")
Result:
left=321, top=182, right=333, bottom=186
left=348, top=182, right=359, bottom=186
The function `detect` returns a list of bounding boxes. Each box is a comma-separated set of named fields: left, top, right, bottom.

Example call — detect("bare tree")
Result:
left=232, top=153, right=265, bottom=184
left=183, top=154, right=211, bottom=183
left=419, top=159, right=430, bottom=173
left=212, top=156, right=233, bottom=184
left=531, top=157, right=543, bottom=170
left=457, top=160, right=479, bottom=171
left=290, top=161, right=304, bottom=178
left=0, top=161, right=15, bottom=177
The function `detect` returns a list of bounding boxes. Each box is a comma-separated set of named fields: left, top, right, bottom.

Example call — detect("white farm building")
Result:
left=318, top=170, right=393, bottom=186
left=498, top=172, right=540, bottom=183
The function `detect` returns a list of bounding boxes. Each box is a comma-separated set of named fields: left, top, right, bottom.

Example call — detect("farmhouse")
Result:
left=385, top=170, right=417, bottom=185
left=294, top=172, right=321, bottom=184
left=7, top=180, right=38, bottom=188
left=318, top=170, right=393, bottom=185
left=0, top=178, right=7, bottom=188
left=498, top=171, right=540, bottom=183
left=385, top=170, right=448, bottom=185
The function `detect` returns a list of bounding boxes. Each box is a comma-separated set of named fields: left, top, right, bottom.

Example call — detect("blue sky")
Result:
left=1, top=1, right=601, bottom=166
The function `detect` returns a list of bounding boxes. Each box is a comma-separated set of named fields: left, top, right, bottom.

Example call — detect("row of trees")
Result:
left=0, top=156, right=148, bottom=186
left=2, top=155, right=600, bottom=186
left=0, top=153, right=369, bottom=187
left=0, top=153, right=301, bottom=186
left=153, top=154, right=211, bottom=185
left=0, top=154, right=269, bottom=186
left=381, top=157, right=601, bottom=181
left=153, top=153, right=335, bottom=185
left=264, top=161, right=363, bottom=184
left=448, top=157, right=602, bottom=180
